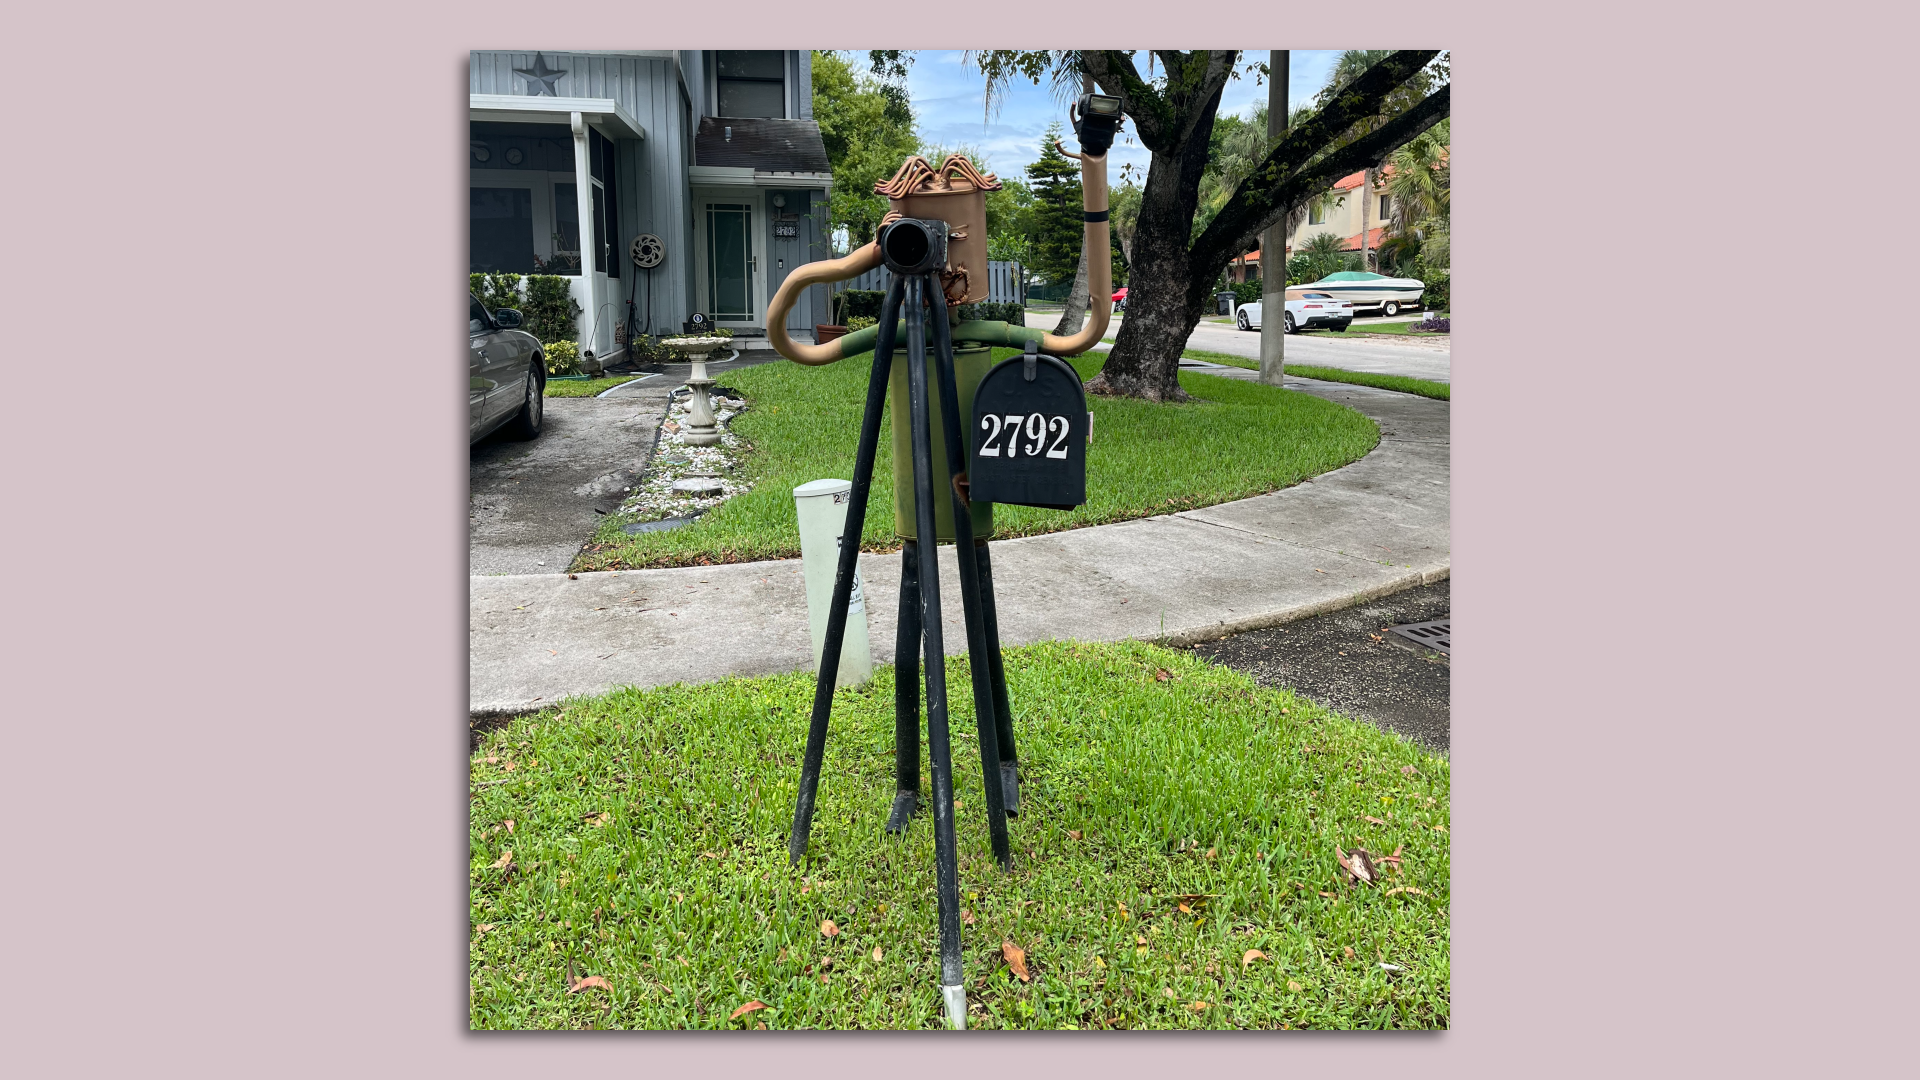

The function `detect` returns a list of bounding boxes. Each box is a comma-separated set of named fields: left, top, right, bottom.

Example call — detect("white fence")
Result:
left=843, top=260, right=1024, bottom=304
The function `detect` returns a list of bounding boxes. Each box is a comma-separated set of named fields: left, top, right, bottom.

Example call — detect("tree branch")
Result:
left=1195, top=82, right=1449, bottom=271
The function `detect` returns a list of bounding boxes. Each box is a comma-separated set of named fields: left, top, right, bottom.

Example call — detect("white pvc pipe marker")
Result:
left=792, top=479, right=873, bottom=687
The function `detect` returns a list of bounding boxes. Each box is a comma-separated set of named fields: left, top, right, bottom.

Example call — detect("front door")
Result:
left=695, top=193, right=763, bottom=330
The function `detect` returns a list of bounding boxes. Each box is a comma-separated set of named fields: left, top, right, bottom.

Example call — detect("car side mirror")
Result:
left=493, top=308, right=523, bottom=329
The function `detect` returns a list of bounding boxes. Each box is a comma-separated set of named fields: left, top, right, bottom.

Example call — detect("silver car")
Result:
left=469, top=294, right=546, bottom=443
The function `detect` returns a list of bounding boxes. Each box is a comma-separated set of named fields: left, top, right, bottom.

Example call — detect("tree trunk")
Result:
left=1053, top=245, right=1090, bottom=335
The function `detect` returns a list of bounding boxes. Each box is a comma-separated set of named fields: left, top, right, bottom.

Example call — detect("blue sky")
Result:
left=882, top=50, right=1346, bottom=186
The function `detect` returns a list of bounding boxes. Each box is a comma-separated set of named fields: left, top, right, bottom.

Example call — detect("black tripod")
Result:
left=786, top=261, right=1021, bottom=1028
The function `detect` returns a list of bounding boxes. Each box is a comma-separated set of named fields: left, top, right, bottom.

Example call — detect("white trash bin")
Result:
left=793, top=479, right=873, bottom=687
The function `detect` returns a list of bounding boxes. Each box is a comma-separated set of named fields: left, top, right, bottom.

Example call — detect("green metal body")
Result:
left=890, top=343, right=995, bottom=540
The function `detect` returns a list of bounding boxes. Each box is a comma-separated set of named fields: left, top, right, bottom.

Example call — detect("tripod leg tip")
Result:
left=941, top=983, right=968, bottom=1029
left=999, top=761, right=1020, bottom=817
left=884, top=790, right=920, bottom=833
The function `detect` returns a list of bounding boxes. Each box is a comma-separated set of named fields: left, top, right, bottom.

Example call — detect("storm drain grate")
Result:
left=1387, top=619, right=1450, bottom=655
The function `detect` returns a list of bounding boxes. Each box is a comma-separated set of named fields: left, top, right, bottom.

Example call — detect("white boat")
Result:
left=1299, top=271, right=1425, bottom=317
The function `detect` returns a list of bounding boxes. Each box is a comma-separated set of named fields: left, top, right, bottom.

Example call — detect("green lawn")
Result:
left=1180, top=350, right=1450, bottom=402
left=1297, top=315, right=1449, bottom=339
left=468, top=640, right=1451, bottom=1030
left=546, top=375, right=647, bottom=398
left=573, top=347, right=1378, bottom=572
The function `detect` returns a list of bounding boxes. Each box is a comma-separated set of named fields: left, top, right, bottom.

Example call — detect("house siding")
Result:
left=471, top=51, right=695, bottom=336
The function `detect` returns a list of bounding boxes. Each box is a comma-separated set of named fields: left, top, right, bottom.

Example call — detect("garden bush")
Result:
left=543, top=339, right=580, bottom=376
left=465, top=273, right=582, bottom=346
left=956, top=300, right=1025, bottom=324
left=1231, top=280, right=1264, bottom=306
left=1409, top=316, right=1450, bottom=333
left=1421, top=273, right=1450, bottom=312
left=845, top=315, right=877, bottom=332
left=840, top=289, right=886, bottom=321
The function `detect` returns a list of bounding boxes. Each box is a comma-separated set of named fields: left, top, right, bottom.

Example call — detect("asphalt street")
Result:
left=1023, top=311, right=1451, bottom=383
left=1189, top=578, right=1450, bottom=753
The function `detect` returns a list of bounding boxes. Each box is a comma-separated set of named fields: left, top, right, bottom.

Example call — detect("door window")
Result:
left=706, top=203, right=754, bottom=320
left=471, top=297, right=492, bottom=336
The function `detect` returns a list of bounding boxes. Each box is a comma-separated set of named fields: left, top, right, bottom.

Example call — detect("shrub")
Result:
left=543, top=339, right=580, bottom=376
left=1231, top=280, right=1264, bottom=306
left=840, top=290, right=886, bottom=320
left=845, top=315, right=877, bottom=332
left=471, top=272, right=522, bottom=315
left=1421, top=273, right=1450, bottom=312
left=956, top=301, right=1026, bottom=324
left=1409, top=317, right=1450, bottom=333
left=522, top=275, right=582, bottom=345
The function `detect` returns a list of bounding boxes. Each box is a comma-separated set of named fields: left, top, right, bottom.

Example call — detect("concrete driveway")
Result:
left=1025, top=311, right=1451, bottom=383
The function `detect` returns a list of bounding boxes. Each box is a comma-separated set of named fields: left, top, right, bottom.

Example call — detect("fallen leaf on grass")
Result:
left=1002, top=941, right=1030, bottom=982
left=1377, top=845, right=1404, bottom=866
left=1343, top=946, right=1356, bottom=960
left=961, top=910, right=976, bottom=926
left=1189, top=1001, right=1210, bottom=1011
left=1067, top=830, right=1082, bottom=840
left=1335, top=846, right=1377, bottom=886
left=502, top=819, right=514, bottom=833
left=1154, top=669, right=1171, bottom=682
left=872, top=945, right=883, bottom=961
left=1287, top=980, right=1304, bottom=993
left=1385, top=887, right=1428, bottom=897
left=491, top=850, right=513, bottom=870
left=1364, top=816, right=1388, bottom=826
left=1317, top=891, right=1338, bottom=899
left=1401, top=764, right=1419, bottom=776
left=820, top=919, right=839, bottom=938
left=475, top=923, right=495, bottom=934
left=502, top=762, right=517, bottom=772
left=567, top=975, right=611, bottom=994
left=1242, top=949, right=1265, bottom=968
left=699, top=850, right=721, bottom=858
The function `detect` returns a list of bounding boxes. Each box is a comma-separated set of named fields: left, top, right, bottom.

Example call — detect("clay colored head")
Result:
left=875, top=155, right=1003, bottom=306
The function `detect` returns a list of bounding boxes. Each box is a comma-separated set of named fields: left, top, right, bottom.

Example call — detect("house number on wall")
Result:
left=977, top=414, right=1072, bottom=460
left=774, top=222, right=798, bottom=238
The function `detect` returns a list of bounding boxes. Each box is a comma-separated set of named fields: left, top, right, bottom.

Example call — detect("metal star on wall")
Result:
left=514, top=53, right=567, bottom=97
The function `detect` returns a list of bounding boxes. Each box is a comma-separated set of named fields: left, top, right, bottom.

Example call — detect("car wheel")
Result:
left=1283, top=312, right=1296, bottom=334
left=1382, top=300, right=1400, bottom=317
left=503, top=362, right=544, bottom=440
left=1236, top=312, right=1250, bottom=331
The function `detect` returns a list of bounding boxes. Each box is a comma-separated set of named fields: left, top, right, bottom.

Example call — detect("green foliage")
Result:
left=839, top=290, right=886, bottom=321
left=845, top=315, right=877, bottom=332
left=1025, top=122, right=1083, bottom=286
left=469, top=273, right=580, bottom=344
left=1420, top=273, right=1450, bottom=312
left=813, top=51, right=921, bottom=249
left=956, top=301, right=1025, bottom=324
left=1231, top=280, right=1264, bottom=306
left=542, top=339, right=579, bottom=376
left=1287, top=234, right=1353, bottom=285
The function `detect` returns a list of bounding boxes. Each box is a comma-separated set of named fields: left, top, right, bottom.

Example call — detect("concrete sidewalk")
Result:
left=470, top=375, right=1448, bottom=715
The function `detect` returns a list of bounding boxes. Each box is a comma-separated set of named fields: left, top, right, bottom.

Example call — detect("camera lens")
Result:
left=883, top=221, right=931, bottom=269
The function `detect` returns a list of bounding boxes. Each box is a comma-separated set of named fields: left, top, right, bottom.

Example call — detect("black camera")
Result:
left=879, top=217, right=949, bottom=275
left=1072, top=92, right=1123, bottom=156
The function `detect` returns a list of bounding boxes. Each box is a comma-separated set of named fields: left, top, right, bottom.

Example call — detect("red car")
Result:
left=1111, top=286, right=1128, bottom=312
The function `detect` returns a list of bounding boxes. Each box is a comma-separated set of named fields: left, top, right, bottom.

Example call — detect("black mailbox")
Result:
left=969, top=342, right=1089, bottom=511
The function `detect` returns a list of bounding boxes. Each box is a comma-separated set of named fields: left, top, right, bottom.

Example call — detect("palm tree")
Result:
left=1316, top=51, right=1435, bottom=274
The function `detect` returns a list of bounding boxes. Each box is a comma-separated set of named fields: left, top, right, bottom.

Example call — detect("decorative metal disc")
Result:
left=630, top=233, right=666, bottom=268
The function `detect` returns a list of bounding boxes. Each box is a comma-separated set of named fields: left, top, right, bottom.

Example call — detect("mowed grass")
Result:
left=468, top=640, right=1450, bottom=1030
left=573, top=348, right=1378, bottom=571
left=545, top=375, right=646, bottom=398
left=1298, top=317, right=1448, bottom=338
left=1182, top=350, right=1450, bottom=402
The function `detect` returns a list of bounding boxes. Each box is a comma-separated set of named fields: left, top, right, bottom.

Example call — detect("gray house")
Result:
left=469, top=50, right=833, bottom=358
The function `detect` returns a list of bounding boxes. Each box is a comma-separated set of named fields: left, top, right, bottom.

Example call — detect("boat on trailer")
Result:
left=1298, top=271, right=1425, bottom=316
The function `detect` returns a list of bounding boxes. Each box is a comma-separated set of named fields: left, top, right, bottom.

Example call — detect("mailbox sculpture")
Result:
left=763, top=94, right=1121, bottom=1028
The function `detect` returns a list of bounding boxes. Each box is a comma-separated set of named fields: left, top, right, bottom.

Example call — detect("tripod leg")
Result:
left=787, top=275, right=905, bottom=867
left=902, top=275, right=967, bottom=1028
left=885, top=539, right=922, bottom=833
left=923, top=286, right=1011, bottom=866
left=974, top=538, right=1019, bottom=817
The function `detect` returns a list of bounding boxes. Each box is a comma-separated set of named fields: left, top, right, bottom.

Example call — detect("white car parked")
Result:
left=1235, top=288, right=1355, bottom=333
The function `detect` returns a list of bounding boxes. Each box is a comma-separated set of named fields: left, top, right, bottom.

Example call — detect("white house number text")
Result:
left=978, top=414, right=1071, bottom=459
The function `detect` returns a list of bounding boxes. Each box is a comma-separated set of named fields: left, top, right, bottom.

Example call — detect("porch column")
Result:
left=570, top=112, right=600, bottom=355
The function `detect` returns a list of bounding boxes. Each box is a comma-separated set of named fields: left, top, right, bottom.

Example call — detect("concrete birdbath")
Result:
left=659, top=335, right=733, bottom=447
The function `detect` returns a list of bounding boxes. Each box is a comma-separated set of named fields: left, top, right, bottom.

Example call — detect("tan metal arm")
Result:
left=765, top=240, right=884, bottom=365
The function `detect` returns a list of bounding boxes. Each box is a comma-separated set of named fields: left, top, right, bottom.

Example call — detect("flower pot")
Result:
left=815, top=324, right=848, bottom=343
